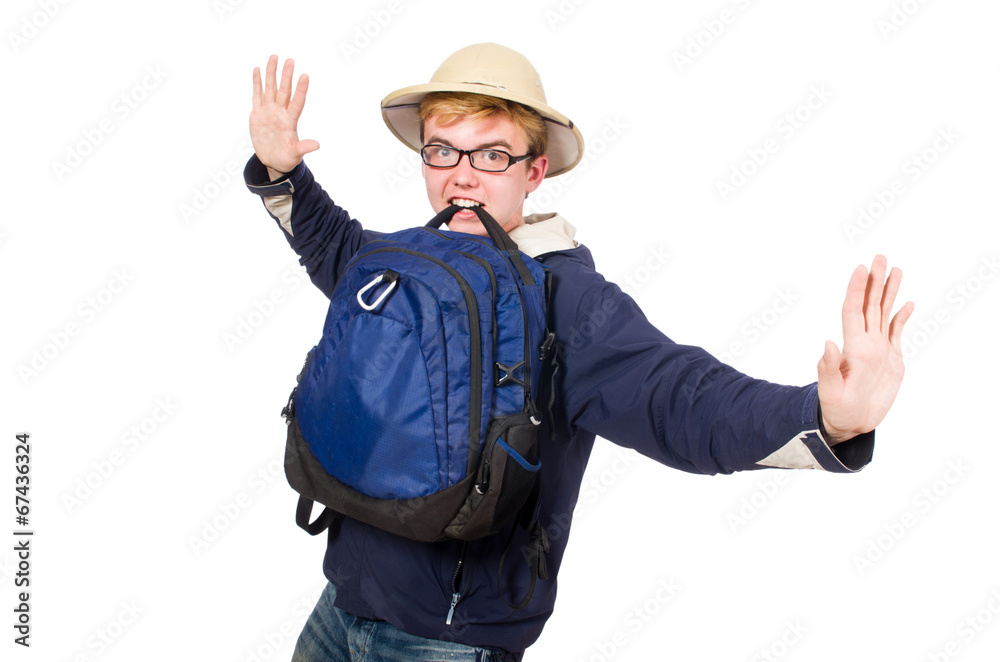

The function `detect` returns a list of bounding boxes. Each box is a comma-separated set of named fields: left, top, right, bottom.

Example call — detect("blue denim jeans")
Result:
left=291, top=583, right=505, bottom=662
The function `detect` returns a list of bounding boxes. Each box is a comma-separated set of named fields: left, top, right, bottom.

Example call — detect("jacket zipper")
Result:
left=446, top=541, right=469, bottom=625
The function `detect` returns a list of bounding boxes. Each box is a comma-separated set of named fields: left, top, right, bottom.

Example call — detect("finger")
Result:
left=264, top=54, right=278, bottom=103
left=288, top=73, right=310, bottom=121
left=864, top=254, right=887, bottom=334
left=277, top=58, right=295, bottom=107
left=842, top=263, right=868, bottom=339
left=252, top=66, right=262, bottom=107
left=880, top=266, right=903, bottom=336
left=888, top=300, right=915, bottom=350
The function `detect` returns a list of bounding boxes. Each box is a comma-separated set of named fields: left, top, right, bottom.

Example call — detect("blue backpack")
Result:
left=282, top=204, right=556, bottom=609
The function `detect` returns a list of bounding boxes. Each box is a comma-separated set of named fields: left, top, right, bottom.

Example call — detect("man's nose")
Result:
left=451, top=152, right=479, bottom=183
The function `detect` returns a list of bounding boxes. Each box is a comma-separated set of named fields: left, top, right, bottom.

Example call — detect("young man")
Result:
left=245, top=43, right=913, bottom=661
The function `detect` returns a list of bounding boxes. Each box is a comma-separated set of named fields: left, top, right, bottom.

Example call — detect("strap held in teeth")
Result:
left=426, top=204, right=535, bottom=286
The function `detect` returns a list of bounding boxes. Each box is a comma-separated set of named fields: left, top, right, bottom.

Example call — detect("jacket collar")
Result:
left=509, top=213, right=578, bottom=258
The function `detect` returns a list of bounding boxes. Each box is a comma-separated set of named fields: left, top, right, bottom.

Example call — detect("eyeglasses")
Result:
left=420, top=144, right=533, bottom=173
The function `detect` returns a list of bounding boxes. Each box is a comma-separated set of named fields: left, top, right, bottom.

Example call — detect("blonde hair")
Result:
left=418, top=92, right=549, bottom=164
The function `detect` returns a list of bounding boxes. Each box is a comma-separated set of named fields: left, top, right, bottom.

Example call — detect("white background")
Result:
left=3, top=0, right=999, bottom=660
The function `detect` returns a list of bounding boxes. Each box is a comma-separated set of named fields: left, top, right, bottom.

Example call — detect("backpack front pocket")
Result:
left=302, top=313, right=440, bottom=499
left=445, top=413, right=541, bottom=540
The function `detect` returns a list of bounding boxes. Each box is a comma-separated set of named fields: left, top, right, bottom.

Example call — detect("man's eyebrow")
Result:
left=425, top=135, right=514, bottom=151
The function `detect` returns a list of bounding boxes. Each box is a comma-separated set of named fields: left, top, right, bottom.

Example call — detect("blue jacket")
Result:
left=244, top=155, right=874, bottom=656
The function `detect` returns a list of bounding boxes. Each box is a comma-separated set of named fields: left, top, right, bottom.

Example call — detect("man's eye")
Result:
left=482, top=150, right=502, bottom=161
left=434, top=147, right=453, bottom=158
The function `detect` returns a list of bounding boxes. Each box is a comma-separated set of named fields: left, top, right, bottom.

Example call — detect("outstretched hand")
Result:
left=250, top=55, right=320, bottom=180
left=817, top=255, right=915, bottom=444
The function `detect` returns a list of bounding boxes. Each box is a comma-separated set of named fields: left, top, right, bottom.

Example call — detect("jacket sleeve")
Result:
left=545, top=249, right=873, bottom=476
left=243, top=155, right=383, bottom=298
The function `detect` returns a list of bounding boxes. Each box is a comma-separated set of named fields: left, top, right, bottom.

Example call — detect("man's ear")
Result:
left=525, top=155, right=549, bottom=195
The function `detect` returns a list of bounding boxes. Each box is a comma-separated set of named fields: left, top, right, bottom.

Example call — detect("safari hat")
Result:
left=381, top=43, right=584, bottom=178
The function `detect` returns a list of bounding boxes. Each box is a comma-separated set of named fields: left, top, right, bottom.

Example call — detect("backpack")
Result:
left=281, top=204, right=557, bottom=610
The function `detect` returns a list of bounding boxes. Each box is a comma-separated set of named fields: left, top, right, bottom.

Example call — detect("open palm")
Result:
left=250, top=55, right=319, bottom=178
left=817, top=255, right=914, bottom=444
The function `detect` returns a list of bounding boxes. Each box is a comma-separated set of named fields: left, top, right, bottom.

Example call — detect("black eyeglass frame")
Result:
left=419, top=144, right=534, bottom=173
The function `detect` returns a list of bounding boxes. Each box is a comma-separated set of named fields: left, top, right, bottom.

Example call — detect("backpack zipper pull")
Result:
left=476, top=458, right=491, bottom=494
left=281, top=386, right=297, bottom=423
left=540, top=331, right=556, bottom=360
left=446, top=592, right=461, bottom=625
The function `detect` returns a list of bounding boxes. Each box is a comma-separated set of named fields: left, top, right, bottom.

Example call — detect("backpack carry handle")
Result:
left=426, top=205, right=536, bottom=286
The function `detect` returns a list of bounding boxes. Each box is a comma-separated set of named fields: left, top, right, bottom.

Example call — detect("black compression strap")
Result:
left=497, top=520, right=549, bottom=611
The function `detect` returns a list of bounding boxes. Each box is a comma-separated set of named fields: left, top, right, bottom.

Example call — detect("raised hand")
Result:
left=250, top=55, right=320, bottom=179
left=817, top=255, right=915, bottom=444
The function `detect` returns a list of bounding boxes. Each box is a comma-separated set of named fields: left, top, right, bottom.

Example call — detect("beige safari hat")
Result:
left=381, top=43, right=584, bottom=178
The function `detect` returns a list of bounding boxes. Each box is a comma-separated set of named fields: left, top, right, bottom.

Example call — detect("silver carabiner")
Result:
left=356, top=271, right=398, bottom=311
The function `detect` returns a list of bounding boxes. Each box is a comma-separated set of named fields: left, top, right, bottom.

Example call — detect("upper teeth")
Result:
left=453, top=199, right=480, bottom=208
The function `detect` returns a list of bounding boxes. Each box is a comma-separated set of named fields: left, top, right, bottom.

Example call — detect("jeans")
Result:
left=291, top=583, right=505, bottom=662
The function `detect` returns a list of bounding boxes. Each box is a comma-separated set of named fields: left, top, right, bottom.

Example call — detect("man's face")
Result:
left=421, top=113, right=548, bottom=236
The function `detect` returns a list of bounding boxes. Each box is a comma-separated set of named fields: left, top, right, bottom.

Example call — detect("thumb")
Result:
left=817, top=340, right=843, bottom=388
left=296, top=138, right=320, bottom=158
